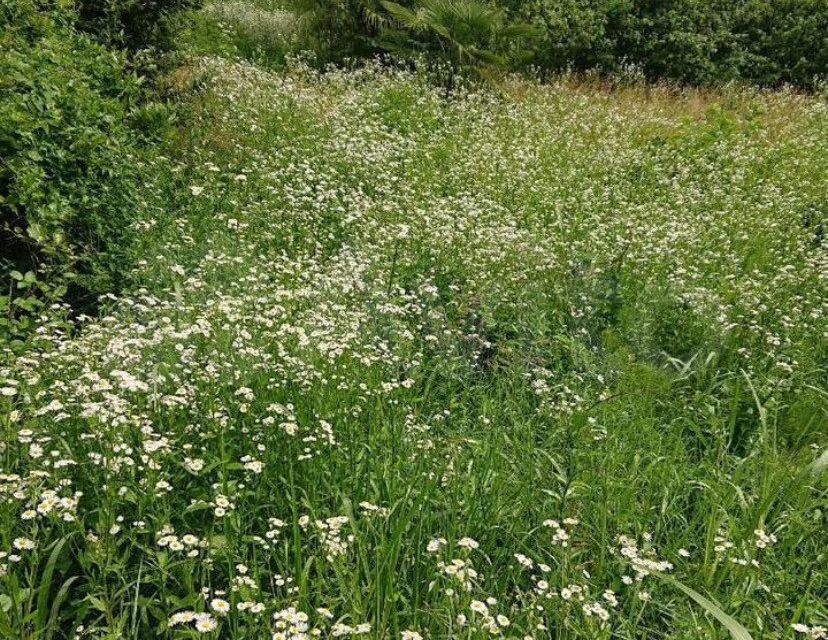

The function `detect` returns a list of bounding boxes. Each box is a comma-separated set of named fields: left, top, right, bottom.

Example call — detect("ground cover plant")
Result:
left=1, top=1, right=827, bottom=639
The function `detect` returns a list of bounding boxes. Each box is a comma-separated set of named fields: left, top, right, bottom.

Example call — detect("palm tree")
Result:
left=379, top=0, right=539, bottom=69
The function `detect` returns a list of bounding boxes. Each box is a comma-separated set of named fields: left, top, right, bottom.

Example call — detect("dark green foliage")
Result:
left=730, top=0, right=828, bottom=87
left=298, top=0, right=827, bottom=87
left=504, top=0, right=629, bottom=72
left=0, top=0, right=168, bottom=340
left=293, top=0, right=389, bottom=61
left=380, top=0, right=539, bottom=70
left=74, top=0, right=203, bottom=50
left=512, top=0, right=828, bottom=87
left=294, top=0, right=538, bottom=69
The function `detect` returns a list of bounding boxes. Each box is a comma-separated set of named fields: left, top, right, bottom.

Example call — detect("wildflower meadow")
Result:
left=1, top=2, right=827, bottom=639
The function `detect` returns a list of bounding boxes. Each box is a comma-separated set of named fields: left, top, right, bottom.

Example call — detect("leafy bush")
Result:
left=731, top=0, right=828, bottom=87
left=503, top=0, right=627, bottom=72
left=613, top=0, right=740, bottom=85
left=0, top=0, right=153, bottom=339
left=511, top=0, right=828, bottom=87
left=75, top=0, right=203, bottom=50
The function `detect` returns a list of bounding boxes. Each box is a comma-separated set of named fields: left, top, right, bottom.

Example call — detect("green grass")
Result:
left=0, top=5, right=827, bottom=639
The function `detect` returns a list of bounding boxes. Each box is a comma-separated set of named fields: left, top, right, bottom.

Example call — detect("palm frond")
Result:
left=499, top=21, right=542, bottom=41
left=381, top=0, right=424, bottom=30
left=378, top=0, right=520, bottom=69
left=362, top=4, right=393, bottom=30
left=467, top=45, right=504, bottom=66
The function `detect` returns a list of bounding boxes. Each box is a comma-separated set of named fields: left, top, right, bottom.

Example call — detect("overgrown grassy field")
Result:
left=1, top=4, right=827, bottom=639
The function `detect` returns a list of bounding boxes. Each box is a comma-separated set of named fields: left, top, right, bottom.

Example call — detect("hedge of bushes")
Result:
left=301, top=0, right=827, bottom=88
left=511, top=0, right=828, bottom=87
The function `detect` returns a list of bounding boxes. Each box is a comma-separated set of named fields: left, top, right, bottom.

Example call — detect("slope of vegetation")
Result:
left=1, top=1, right=827, bottom=639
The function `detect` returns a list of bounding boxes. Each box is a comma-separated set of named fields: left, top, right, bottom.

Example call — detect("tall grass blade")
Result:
left=657, top=574, right=754, bottom=640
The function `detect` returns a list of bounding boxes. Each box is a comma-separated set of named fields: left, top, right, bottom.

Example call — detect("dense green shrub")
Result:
left=75, top=0, right=204, bottom=50
left=731, top=0, right=828, bottom=87
left=300, top=0, right=826, bottom=87
left=612, top=0, right=739, bottom=85
left=0, top=0, right=151, bottom=339
left=503, top=0, right=627, bottom=72
left=510, top=0, right=828, bottom=87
